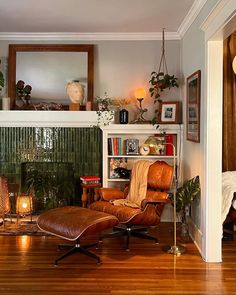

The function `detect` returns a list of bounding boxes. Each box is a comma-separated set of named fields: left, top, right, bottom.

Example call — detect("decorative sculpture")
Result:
left=66, top=81, right=84, bottom=104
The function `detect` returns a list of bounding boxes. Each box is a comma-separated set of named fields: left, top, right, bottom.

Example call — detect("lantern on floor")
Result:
left=16, top=194, right=33, bottom=223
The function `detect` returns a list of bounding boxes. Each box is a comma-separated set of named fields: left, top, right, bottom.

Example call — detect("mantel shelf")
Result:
left=0, top=110, right=98, bottom=127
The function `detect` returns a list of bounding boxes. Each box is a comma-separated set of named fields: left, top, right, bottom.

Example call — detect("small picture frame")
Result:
left=186, top=70, right=201, bottom=142
left=159, top=101, right=180, bottom=124
left=126, top=139, right=139, bottom=155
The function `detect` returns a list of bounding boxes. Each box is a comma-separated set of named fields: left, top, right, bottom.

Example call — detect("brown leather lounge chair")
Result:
left=89, top=160, right=174, bottom=250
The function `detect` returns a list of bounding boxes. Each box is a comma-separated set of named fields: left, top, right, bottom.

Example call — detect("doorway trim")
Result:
left=201, top=0, right=236, bottom=262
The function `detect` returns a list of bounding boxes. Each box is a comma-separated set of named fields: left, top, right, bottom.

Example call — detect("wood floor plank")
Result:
left=0, top=224, right=236, bottom=294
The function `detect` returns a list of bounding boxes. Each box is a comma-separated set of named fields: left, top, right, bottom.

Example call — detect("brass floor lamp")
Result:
left=162, top=142, right=186, bottom=255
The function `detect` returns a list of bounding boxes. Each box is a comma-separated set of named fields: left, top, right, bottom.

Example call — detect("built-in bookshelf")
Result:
left=101, top=124, right=183, bottom=189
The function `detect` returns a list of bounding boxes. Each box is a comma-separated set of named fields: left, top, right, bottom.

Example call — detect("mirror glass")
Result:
left=16, top=52, right=87, bottom=104
left=8, top=44, right=94, bottom=110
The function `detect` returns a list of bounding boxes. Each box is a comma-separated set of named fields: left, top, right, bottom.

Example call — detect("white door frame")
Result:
left=201, top=0, right=236, bottom=262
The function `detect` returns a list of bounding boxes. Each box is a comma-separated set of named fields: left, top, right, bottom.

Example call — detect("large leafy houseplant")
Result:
left=170, top=176, right=200, bottom=241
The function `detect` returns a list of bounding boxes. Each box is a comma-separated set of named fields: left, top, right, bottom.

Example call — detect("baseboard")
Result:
left=188, top=217, right=203, bottom=257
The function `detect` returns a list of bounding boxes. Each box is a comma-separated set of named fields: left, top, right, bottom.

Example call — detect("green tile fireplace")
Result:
left=0, top=127, right=102, bottom=212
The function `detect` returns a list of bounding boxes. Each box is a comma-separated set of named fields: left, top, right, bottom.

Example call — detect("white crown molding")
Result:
left=0, top=0, right=212, bottom=42
left=178, top=0, right=208, bottom=38
left=0, top=31, right=180, bottom=41
left=200, top=0, right=236, bottom=40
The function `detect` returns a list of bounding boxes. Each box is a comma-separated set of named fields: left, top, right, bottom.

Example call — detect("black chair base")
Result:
left=55, top=240, right=100, bottom=265
left=99, top=224, right=158, bottom=251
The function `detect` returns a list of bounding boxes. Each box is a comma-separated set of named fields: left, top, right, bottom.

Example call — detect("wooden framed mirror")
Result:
left=8, top=44, right=94, bottom=110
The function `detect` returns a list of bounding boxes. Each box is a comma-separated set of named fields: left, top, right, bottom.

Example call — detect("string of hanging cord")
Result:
left=158, top=28, right=169, bottom=75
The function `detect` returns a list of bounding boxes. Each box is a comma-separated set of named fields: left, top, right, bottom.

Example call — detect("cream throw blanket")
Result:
left=112, top=160, right=152, bottom=208
left=222, top=171, right=236, bottom=223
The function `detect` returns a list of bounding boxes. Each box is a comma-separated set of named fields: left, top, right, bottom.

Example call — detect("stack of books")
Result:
left=80, top=176, right=101, bottom=185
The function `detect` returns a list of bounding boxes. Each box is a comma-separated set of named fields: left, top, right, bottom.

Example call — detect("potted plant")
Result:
left=170, top=175, right=200, bottom=242
left=95, top=92, right=111, bottom=111
left=149, top=71, right=179, bottom=124
left=95, top=92, right=115, bottom=127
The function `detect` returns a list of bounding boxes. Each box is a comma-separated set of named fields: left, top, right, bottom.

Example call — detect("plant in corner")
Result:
left=170, top=175, right=200, bottom=242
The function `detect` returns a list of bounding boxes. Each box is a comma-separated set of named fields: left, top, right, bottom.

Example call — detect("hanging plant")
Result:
left=149, top=29, right=179, bottom=124
left=149, top=71, right=179, bottom=102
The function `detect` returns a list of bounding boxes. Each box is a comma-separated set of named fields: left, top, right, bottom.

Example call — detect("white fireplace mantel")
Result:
left=0, top=111, right=99, bottom=127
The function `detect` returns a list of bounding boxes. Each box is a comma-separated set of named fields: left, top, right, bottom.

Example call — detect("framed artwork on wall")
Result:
left=186, top=70, right=201, bottom=142
left=159, top=101, right=180, bottom=124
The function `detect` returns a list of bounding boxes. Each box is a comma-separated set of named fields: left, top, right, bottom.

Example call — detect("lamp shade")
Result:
left=233, top=56, right=236, bottom=74
left=16, top=194, right=33, bottom=215
left=134, top=88, right=146, bottom=99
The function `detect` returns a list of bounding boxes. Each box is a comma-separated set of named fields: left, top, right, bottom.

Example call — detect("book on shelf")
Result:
left=109, top=157, right=128, bottom=179
left=108, top=137, right=123, bottom=155
left=80, top=175, right=101, bottom=184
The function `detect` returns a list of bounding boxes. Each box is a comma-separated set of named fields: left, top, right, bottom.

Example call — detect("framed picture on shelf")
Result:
left=159, top=101, right=180, bottom=124
left=186, top=70, right=201, bottom=142
left=109, top=157, right=128, bottom=179
left=125, top=139, right=139, bottom=155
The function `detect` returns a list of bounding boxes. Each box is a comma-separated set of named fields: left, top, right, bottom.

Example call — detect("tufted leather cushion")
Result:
left=147, top=161, right=173, bottom=190
left=37, top=206, right=119, bottom=241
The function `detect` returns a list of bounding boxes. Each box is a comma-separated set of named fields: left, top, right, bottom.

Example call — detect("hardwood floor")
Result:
left=0, top=224, right=236, bottom=295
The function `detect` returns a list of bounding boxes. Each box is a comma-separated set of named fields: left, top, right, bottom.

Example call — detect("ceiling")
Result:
left=0, top=0, right=206, bottom=40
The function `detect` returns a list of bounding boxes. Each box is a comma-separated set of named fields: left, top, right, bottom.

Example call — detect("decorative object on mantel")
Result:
left=95, top=92, right=111, bottom=111
left=66, top=80, right=84, bottom=111
left=130, top=87, right=151, bottom=124
left=15, top=80, right=32, bottom=109
left=112, top=98, right=131, bottom=124
left=96, top=110, right=115, bottom=127
left=16, top=80, right=64, bottom=110
left=33, top=102, right=63, bottom=111
left=149, top=28, right=179, bottom=124
left=2, top=97, right=11, bottom=110
left=95, top=92, right=114, bottom=126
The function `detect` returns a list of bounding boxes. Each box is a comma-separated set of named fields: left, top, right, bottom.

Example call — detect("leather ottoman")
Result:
left=37, top=206, right=119, bottom=265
